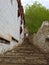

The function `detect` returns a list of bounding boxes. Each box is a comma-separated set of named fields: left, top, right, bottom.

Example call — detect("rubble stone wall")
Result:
left=33, top=21, right=49, bottom=53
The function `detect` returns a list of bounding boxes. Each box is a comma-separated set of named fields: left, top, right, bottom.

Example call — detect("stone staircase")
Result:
left=0, top=37, right=49, bottom=65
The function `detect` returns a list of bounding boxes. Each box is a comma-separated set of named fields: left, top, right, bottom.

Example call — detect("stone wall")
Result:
left=33, top=21, right=49, bottom=53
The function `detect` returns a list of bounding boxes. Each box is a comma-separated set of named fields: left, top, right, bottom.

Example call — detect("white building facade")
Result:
left=0, top=0, right=24, bottom=41
left=0, top=0, right=25, bottom=54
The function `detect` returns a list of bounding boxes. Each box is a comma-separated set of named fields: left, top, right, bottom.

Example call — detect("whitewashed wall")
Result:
left=0, top=0, right=24, bottom=54
left=0, top=0, right=21, bottom=41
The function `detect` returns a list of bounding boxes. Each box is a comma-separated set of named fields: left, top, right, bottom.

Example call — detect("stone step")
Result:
left=0, top=53, right=46, bottom=58
left=0, top=56, right=47, bottom=64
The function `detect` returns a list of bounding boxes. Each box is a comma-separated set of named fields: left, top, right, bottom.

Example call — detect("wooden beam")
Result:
left=12, top=37, right=18, bottom=43
left=0, top=34, right=12, bottom=42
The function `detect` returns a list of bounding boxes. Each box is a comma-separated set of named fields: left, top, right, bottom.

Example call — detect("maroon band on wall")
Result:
left=17, top=0, right=25, bottom=34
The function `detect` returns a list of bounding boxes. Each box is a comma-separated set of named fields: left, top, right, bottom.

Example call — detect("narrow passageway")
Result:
left=0, top=37, right=49, bottom=65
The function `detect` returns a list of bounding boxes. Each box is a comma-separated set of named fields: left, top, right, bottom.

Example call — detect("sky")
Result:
left=21, top=0, right=49, bottom=9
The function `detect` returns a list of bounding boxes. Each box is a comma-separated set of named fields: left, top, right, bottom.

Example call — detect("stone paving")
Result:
left=0, top=38, right=49, bottom=65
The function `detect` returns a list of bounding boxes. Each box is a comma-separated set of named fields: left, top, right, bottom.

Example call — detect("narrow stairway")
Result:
left=0, top=37, right=49, bottom=65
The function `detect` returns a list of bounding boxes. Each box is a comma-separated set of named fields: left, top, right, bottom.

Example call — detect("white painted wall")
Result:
left=0, top=0, right=20, bottom=41
left=0, top=0, right=24, bottom=54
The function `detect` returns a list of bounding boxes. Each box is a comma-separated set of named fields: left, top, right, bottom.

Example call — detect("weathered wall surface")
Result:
left=33, top=21, right=49, bottom=53
left=0, top=0, right=24, bottom=54
left=17, top=0, right=25, bottom=39
left=0, top=0, right=20, bottom=41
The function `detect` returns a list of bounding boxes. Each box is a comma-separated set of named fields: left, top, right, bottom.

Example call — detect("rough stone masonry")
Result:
left=33, top=21, right=49, bottom=53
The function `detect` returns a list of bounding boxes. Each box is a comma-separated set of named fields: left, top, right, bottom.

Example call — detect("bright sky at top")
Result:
left=21, top=0, right=49, bottom=9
